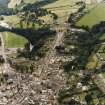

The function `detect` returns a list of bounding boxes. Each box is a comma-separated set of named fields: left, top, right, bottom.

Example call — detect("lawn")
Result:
left=76, top=2, right=105, bottom=28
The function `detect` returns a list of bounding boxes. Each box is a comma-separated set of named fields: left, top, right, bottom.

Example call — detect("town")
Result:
left=0, top=0, right=105, bottom=105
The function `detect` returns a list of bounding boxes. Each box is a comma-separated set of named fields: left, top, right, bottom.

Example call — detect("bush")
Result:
left=37, top=47, right=49, bottom=57
left=0, top=16, right=4, bottom=20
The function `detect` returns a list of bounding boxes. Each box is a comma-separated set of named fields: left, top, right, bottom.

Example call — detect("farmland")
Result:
left=77, top=2, right=105, bottom=28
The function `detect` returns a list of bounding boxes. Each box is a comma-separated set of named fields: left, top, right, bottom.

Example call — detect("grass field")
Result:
left=44, top=0, right=76, bottom=23
left=3, top=32, right=27, bottom=48
left=76, top=2, right=105, bottom=28
left=2, top=15, right=27, bottom=48
left=4, top=15, right=20, bottom=25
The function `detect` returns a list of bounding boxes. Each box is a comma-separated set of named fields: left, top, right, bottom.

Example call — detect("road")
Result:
left=0, top=33, right=11, bottom=74
left=0, top=33, right=7, bottom=73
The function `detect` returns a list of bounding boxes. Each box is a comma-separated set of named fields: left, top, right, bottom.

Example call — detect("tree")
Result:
left=19, top=5, right=58, bottom=29
left=85, top=94, right=93, bottom=105
left=0, top=16, right=4, bottom=21
left=0, top=56, right=5, bottom=64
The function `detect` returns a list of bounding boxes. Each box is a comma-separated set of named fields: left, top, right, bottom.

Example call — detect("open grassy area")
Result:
left=44, top=0, right=77, bottom=23
left=76, top=2, right=105, bottom=28
left=2, top=15, right=27, bottom=48
left=3, top=32, right=27, bottom=48
left=3, top=15, right=20, bottom=25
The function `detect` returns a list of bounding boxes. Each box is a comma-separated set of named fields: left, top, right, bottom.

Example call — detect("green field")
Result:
left=3, top=32, right=27, bottom=48
left=44, top=0, right=76, bottom=23
left=77, top=2, right=105, bottom=28
left=2, top=15, right=28, bottom=48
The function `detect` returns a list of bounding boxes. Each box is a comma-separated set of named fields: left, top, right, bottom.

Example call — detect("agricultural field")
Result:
left=2, top=15, right=27, bottom=48
left=44, top=0, right=77, bottom=23
left=3, top=32, right=27, bottom=48
left=76, top=2, right=105, bottom=28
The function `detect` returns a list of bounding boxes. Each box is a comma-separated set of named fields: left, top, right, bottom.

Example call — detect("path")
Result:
left=0, top=21, right=16, bottom=75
